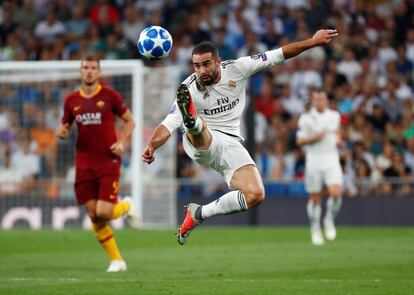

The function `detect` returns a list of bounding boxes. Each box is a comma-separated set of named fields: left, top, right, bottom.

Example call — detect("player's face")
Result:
left=312, top=91, right=328, bottom=112
left=192, top=52, right=221, bottom=86
left=80, top=60, right=100, bottom=86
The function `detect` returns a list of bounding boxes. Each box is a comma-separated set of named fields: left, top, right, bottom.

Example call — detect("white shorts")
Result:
left=183, top=129, right=255, bottom=187
left=304, top=157, right=343, bottom=193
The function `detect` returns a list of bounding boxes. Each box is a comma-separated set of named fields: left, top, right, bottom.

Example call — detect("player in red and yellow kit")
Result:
left=56, top=55, right=136, bottom=272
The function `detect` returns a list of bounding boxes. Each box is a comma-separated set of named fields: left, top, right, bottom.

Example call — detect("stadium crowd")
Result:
left=0, top=0, right=414, bottom=198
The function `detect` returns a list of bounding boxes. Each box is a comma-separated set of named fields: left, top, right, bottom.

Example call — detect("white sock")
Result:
left=325, top=197, right=342, bottom=220
left=307, top=200, right=321, bottom=229
left=186, top=116, right=203, bottom=135
left=201, top=190, right=248, bottom=220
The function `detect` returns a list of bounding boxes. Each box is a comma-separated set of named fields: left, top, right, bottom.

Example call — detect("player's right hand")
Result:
left=142, top=145, right=155, bottom=164
left=56, top=123, right=70, bottom=139
left=315, top=131, right=325, bottom=141
left=312, top=29, right=338, bottom=45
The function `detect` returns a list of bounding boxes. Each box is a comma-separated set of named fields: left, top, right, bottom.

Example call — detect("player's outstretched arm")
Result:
left=55, top=123, right=70, bottom=139
left=282, top=29, right=338, bottom=60
left=142, top=124, right=171, bottom=164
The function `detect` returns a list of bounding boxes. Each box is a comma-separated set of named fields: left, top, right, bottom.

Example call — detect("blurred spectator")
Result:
left=237, top=29, right=267, bottom=57
left=254, top=76, right=281, bottom=119
left=121, top=5, right=145, bottom=47
left=395, top=45, right=413, bottom=78
left=382, top=152, right=412, bottom=194
left=0, top=0, right=413, bottom=198
left=213, top=27, right=236, bottom=61
left=376, top=140, right=394, bottom=174
left=11, top=134, right=40, bottom=180
left=368, top=104, right=390, bottom=133
left=280, top=84, right=304, bottom=116
left=89, top=0, right=120, bottom=32
left=267, top=141, right=295, bottom=181
left=404, top=138, right=414, bottom=173
left=30, top=112, right=57, bottom=177
left=104, top=33, right=127, bottom=59
left=86, top=24, right=106, bottom=58
left=35, top=9, right=66, bottom=44
left=406, top=28, right=414, bottom=64
left=0, top=3, right=16, bottom=44
left=337, top=48, right=362, bottom=83
left=65, top=4, right=90, bottom=41
left=185, top=14, right=211, bottom=45
left=14, top=0, right=40, bottom=34
left=289, top=57, right=322, bottom=101
left=0, top=149, right=24, bottom=196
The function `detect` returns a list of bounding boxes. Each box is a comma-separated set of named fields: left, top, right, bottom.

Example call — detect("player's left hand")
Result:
left=312, top=29, right=338, bottom=45
left=110, top=141, right=125, bottom=156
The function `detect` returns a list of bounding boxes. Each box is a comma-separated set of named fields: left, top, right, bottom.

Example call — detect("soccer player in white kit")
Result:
left=296, top=90, right=343, bottom=245
left=142, top=29, right=338, bottom=245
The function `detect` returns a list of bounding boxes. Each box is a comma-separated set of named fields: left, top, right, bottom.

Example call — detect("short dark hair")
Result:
left=81, top=54, right=100, bottom=68
left=192, top=42, right=218, bottom=58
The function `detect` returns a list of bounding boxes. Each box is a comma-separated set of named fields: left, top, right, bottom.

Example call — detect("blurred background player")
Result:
left=55, top=55, right=136, bottom=271
left=296, top=90, right=343, bottom=246
left=142, top=29, right=338, bottom=245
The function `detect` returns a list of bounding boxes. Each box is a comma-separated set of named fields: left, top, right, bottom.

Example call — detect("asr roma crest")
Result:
left=96, top=100, right=105, bottom=108
left=228, top=80, right=236, bottom=89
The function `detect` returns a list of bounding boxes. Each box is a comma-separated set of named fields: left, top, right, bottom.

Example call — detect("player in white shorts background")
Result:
left=142, top=29, right=339, bottom=245
left=296, top=90, right=343, bottom=246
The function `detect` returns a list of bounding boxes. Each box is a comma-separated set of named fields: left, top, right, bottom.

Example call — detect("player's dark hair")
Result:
left=192, top=42, right=219, bottom=58
left=81, top=55, right=100, bottom=68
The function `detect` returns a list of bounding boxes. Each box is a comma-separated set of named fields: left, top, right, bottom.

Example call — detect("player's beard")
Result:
left=84, top=78, right=97, bottom=86
left=200, top=69, right=219, bottom=86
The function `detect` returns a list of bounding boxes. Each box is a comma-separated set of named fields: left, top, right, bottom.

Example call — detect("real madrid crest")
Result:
left=228, top=80, right=236, bottom=89
left=96, top=100, right=105, bottom=108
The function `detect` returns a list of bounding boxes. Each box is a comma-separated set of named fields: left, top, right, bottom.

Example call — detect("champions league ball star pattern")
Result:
left=137, top=26, right=173, bottom=60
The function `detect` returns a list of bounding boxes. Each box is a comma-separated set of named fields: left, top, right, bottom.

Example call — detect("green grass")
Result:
left=0, top=227, right=413, bottom=295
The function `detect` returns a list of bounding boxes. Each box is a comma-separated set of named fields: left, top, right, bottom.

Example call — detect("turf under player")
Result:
left=143, top=29, right=338, bottom=245
left=296, top=90, right=343, bottom=245
left=56, top=55, right=136, bottom=271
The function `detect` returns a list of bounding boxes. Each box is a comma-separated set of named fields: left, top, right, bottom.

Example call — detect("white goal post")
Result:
left=0, top=60, right=180, bottom=229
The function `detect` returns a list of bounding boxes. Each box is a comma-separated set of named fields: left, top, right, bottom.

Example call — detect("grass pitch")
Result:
left=0, top=227, right=413, bottom=295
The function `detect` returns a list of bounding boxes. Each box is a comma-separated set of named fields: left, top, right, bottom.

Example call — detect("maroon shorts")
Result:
left=74, top=163, right=121, bottom=205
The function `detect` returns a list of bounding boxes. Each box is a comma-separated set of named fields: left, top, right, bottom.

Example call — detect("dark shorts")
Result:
left=74, top=163, right=121, bottom=205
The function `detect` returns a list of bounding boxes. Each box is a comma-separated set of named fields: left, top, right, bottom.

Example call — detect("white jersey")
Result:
left=161, top=48, right=285, bottom=139
left=297, top=108, right=341, bottom=160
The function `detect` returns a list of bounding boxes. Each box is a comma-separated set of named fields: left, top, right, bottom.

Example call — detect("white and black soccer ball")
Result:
left=137, top=26, right=173, bottom=60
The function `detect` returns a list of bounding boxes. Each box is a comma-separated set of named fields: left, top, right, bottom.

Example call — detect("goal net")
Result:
left=0, top=60, right=180, bottom=229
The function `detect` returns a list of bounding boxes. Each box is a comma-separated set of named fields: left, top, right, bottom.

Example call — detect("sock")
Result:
left=307, top=200, right=321, bottom=230
left=112, top=200, right=131, bottom=219
left=186, top=116, right=203, bottom=135
left=325, top=197, right=342, bottom=220
left=201, top=190, right=248, bottom=220
left=92, top=221, right=122, bottom=261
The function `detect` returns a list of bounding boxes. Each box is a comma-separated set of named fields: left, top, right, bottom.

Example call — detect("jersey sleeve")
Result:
left=160, top=101, right=182, bottom=135
left=110, top=89, right=128, bottom=116
left=234, top=48, right=285, bottom=79
left=61, top=96, right=74, bottom=125
left=296, top=114, right=310, bottom=139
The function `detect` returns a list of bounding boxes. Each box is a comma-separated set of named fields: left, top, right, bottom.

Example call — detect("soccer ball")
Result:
left=137, top=26, right=173, bottom=60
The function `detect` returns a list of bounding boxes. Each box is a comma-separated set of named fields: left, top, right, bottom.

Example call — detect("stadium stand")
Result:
left=0, top=0, right=413, bottom=201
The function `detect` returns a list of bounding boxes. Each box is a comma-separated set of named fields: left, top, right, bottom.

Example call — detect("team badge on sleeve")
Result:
left=250, top=53, right=268, bottom=61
